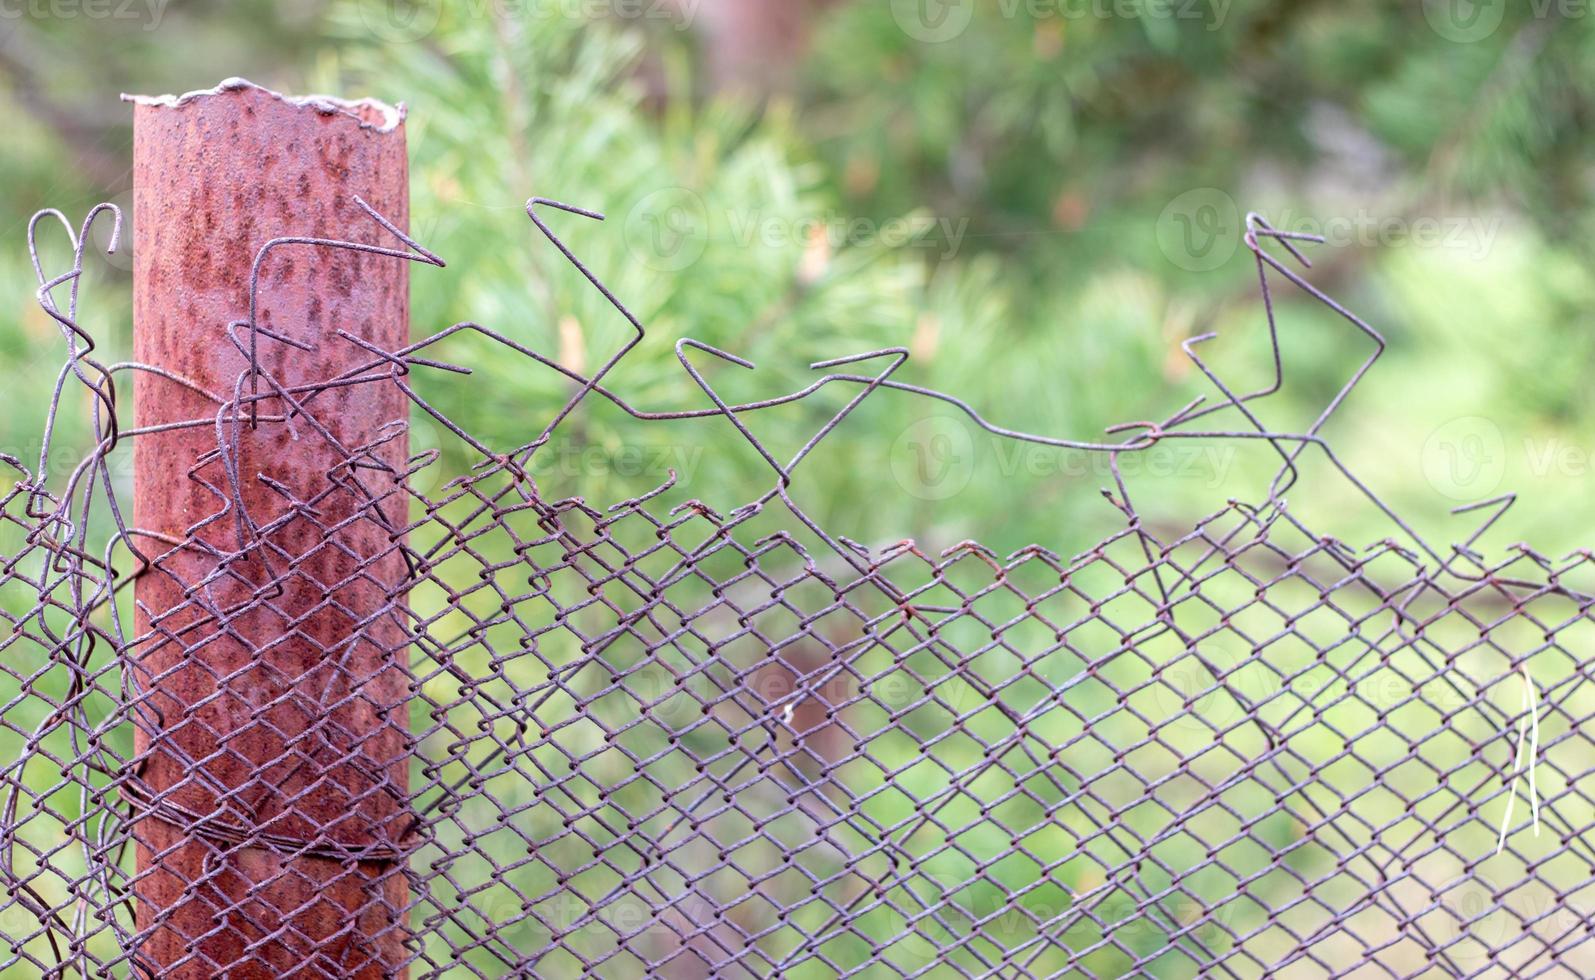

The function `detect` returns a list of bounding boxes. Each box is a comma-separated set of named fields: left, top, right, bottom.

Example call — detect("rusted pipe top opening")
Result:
left=122, top=77, right=404, bottom=133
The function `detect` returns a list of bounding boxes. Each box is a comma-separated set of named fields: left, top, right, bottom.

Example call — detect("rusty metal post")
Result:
left=128, top=79, right=412, bottom=979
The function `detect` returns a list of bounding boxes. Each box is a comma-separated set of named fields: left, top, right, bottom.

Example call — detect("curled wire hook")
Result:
left=244, top=196, right=444, bottom=426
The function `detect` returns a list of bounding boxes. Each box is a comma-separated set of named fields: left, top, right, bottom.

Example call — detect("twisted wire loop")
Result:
left=0, top=192, right=1589, bottom=979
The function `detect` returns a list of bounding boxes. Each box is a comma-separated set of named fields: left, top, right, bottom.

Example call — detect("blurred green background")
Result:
left=4, top=2, right=1595, bottom=977
left=8, top=0, right=1595, bottom=555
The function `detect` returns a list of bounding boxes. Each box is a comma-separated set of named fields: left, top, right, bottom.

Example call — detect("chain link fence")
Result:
left=0, top=200, right=1588, bottom=978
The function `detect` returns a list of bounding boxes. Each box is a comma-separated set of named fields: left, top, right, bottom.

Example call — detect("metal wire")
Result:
left=0, top=194, right=1589, bottom=978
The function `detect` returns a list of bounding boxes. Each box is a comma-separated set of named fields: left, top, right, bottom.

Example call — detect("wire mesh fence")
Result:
left=1, top=195, right=1590, bottom=978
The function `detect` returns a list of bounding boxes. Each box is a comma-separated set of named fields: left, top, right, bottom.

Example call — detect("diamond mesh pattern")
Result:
left=2, top=202, right=1591, bottom=978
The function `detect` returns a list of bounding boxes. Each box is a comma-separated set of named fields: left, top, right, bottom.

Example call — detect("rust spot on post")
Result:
left=129, top=79, right=411, bottom=979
